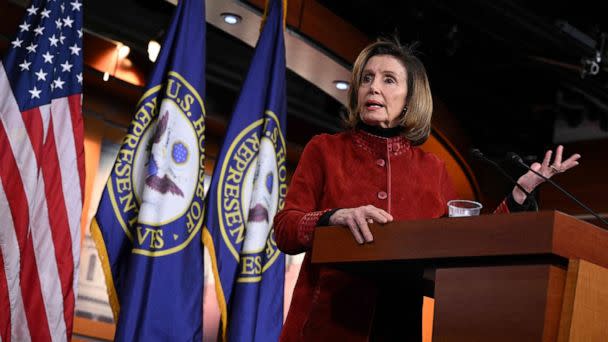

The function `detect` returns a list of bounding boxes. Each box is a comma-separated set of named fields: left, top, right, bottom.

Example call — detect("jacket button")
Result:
left=376, top=159, right=385, bottom=167
left=377, top=191, right=388, bottom=200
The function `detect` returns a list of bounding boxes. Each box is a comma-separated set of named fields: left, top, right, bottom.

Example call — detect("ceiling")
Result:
left=84, top=0, right=608, bottom=159
left=321, top=0, right=608, bottom=157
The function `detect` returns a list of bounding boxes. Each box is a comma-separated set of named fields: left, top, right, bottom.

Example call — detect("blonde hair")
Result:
left=345, top=38, right=433, bottom=145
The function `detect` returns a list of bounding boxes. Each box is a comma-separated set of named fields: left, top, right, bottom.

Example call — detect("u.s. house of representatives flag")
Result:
left=91, top=0, right=206, bottom=340
left=203, top=0, right=287, bottom=341
left=0, top=0, right=84, bottom=340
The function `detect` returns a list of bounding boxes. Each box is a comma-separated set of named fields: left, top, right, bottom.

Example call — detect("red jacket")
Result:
left=273, top=129, right=510, bottom=341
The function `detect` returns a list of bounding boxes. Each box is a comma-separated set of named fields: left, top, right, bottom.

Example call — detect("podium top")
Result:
left=311, top=210, right=608, bottom=268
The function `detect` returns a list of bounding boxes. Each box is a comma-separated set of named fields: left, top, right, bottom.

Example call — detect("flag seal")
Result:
left=107, top=71, right=206, bottom=257
left=217, top=110, right=286, bottom=280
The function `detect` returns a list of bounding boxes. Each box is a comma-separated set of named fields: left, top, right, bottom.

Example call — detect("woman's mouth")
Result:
left=365, top=100, right=384, bottom=110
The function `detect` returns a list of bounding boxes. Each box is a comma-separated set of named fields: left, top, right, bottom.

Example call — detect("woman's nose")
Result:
left=370, top=81, right=380, bottom=94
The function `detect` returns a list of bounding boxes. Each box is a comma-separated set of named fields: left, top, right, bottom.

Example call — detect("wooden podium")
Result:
left=311, top=211, right=608, bottom=341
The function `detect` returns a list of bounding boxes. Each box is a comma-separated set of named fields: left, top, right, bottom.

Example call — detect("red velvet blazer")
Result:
left=273, top=129, right=510, bottom=341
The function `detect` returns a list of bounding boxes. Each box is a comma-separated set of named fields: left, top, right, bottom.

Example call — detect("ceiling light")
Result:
left=221, top=13, right=242, bottom=25
left=118, top=44, right=130, bottom=59
left=148, top=39, right=161, bottom=62
left=333, top=80, right=349, bottom=90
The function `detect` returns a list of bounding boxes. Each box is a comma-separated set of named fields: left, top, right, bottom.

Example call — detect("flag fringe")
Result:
left=90, top=218, right=120, bottom=323
left=202, top=227, right=229, bottom=342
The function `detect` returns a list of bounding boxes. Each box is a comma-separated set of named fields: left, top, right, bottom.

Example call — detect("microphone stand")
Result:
left=508, top=152, right=608, bottom=227
left=470, top=149, right=539, bottom=211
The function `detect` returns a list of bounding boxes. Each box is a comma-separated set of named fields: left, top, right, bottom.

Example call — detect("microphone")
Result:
left=470, top=148, right=538, bottom=211
left=507, top=152, right=608, bottom=227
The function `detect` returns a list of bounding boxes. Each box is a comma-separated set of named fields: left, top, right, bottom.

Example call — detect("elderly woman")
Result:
left=273, top=38, right=580, bottom=341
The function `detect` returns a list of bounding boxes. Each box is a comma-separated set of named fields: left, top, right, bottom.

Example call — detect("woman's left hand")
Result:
left=513, top=145, right=581, bottom=202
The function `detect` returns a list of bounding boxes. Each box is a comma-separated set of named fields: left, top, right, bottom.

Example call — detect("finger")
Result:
left=542, top=150, right=552, bottom=168
left=563, top=153, right=581, bottom=165
left=561, top=158, right=580, bottom=172
left=530, top=162, right=541, bottom=172
left=553, top=145, right=564, bottom=166
left=367, top=210, right=391, bottom=224
left=526, top=162, right=549, bottom=183
left=529, top=162, right=545, bottom=178
left=354, top=213, right=374, bottom=242
left=554, top=153, right=580, bottom=172
left=563, top=161, right=579, bottom=172
left=364, top=205, right=393, bottom=222
left=345, top=217, right=364, bottom=244
left=378, top=209, right=393, bottom=222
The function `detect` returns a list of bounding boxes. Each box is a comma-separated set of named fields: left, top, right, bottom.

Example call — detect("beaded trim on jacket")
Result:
left=351, top=129, right=411, bottom=156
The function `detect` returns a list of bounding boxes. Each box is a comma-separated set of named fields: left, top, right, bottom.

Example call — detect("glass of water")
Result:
left=447, top=199, right=483, bottom=217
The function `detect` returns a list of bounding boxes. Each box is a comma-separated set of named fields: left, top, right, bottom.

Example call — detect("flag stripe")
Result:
left=0, top=121, right=49, bottom=341
left=39, top=104, right=52, bottom=149
left=0, top=217, right=11, bottom=342
left=67, top=95, right=85, bottom=201
left=15, top=96, right=68, bottom=341
left=21, top=107, right=46, bottom=163
left=52, top=97, right=83, bottom=247
left=63, top=96, right=85, bottom=298
left=53, top=95, right=84, bottom=338
left=0, top=180, right=31, bottom=342
left=1, top=91, right=66, bottom=341
left=0, top=138, right=30, bottom=342
left=42, top=114, right=75, bottom=340
left=15, top=105, right=68, bottom=341
left=29, top=155, right=67, bottom=342
left=1, top=0, right=83, bottom=339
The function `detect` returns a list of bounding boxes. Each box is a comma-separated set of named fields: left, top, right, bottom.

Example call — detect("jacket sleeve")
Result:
left=273, top=136, right=331, bottom=255
left=494, top=192, right=536, bottom=214
left=494, top=198, right=511, bottom=214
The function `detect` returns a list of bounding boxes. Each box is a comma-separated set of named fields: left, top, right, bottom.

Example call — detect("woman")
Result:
left=273, top=38, right=580, bottom=341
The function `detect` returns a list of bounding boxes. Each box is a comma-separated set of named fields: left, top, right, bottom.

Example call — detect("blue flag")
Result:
left=91, top=0, right=206, bottom=340
left=202, top=0, right=287, bottom=340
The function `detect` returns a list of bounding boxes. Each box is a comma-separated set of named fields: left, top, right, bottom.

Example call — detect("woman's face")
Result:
left=357, top=55, right=408, bottom=128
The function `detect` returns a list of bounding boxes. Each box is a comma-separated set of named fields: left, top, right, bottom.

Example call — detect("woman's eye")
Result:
left=385, top=77, right=396, bottom=84
left=362, top=75, right=372, bottom=83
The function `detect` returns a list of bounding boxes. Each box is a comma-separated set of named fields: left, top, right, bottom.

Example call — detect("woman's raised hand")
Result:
left=514, top=145, right=581, bottom=202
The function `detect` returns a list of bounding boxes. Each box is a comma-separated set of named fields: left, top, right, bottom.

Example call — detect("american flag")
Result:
left=0, top=0, right=84, bottom=341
